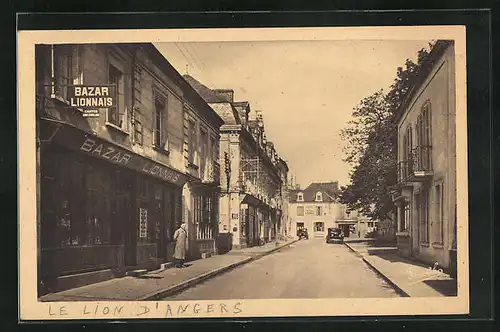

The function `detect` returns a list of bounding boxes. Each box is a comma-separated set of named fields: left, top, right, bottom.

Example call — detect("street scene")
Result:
left=33, top=36, right=459, bottom=305
left=165, top=239, right=399, bottom=300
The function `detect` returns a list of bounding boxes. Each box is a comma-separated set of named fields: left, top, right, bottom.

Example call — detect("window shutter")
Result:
left=71, top=45, right=80, bottom=85
left=162, top=95, right=168, bottom=150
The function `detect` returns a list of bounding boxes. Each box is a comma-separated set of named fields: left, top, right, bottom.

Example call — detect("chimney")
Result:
left=214, top=89, right=234, bottom=103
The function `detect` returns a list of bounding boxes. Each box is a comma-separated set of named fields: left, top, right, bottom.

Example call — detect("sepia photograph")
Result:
left=18, top=25, right=469, bottom=319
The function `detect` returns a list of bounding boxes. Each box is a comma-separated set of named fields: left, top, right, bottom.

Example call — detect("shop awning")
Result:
left=40, top=117, right=189, bottom=187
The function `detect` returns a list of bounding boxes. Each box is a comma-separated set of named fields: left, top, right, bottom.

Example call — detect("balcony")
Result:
left=397, top=145, right=433, bottom=184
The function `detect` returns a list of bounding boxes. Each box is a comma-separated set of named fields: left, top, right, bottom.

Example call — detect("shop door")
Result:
left=114, top=169, right=135, bottom=267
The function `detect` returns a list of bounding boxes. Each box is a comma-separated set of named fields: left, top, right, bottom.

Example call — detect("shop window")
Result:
left=297, top=206, right=304, bottom=216
left=54, top=159, right=113, bottom=247
left=107, top=64, right=127, bottom=130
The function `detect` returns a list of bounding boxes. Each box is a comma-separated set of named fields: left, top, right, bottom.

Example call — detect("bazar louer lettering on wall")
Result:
left=79, top=138, right=181, bottom=184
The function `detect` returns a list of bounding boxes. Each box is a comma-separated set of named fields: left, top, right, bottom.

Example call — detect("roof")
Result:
left=394, top=40, right=453, bottom=124
left=289, top=182, right=339, bottom=203
left=208, top=102, right=241, bottom=125
left=183, top=75, right=221, bottom=103
left=139, top=45, right=224, bottom=128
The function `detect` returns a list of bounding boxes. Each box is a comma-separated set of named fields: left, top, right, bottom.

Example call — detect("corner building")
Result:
left=36, top=43, right=223, bottom=295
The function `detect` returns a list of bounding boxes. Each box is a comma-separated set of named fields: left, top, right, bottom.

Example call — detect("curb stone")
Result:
left=140, top=239, right=299, bottom=300
left=343, top=242, right=409, bottom=297
left=360, top=257, right=410, bottom=297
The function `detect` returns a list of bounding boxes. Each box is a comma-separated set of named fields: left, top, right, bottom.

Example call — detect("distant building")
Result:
left=392, top=40, right=457, bottom=275
left=288, top=182, right=341, bottom=239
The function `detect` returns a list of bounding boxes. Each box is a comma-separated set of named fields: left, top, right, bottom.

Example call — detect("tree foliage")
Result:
left=339, top=43, right=435, bottom=221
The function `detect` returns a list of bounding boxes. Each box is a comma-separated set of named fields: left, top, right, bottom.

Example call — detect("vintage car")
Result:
left=297, top=228, right=309, bottom=240
left=326, top=227, right=344, bottom=244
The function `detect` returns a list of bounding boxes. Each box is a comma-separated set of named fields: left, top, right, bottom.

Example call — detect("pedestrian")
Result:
left=173, top=223, right=188, bottom=268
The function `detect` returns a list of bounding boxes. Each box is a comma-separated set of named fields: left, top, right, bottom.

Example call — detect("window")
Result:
left=53, top=45, right=82, bottom=101
left=415, top=102, right=432, bottom=171
left=315, top=192, right=323, bottom=201
left=434, top=184, right=444, bottom=244
left=297, top=192, right=304, bottom=202
left=403, top=125, right=413, bottom=176
left=419, top=189, right=429, bottom=243
left=134, top=119, right=143, bottom=145
left=316, top=206, right=322, bottom=216
left=368, top=222, right=374, bottom=227
left=211, top=136, right=218, bottom=162
left=108, top=64, right=126, bottom=130
left=314, top=222, right=324, bottom=232
left=153, top=93, right=167, bottom=149
left=188, top=120, right=196, bottom=164
left=200, top=129, right=208, bottom=175
left=402, top=202, right=410, bottom=232
left=297, top=206, right=304, bottom=216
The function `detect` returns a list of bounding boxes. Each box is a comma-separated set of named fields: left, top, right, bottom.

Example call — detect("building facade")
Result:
left=277, top=158, right=290, bottom=238
left=288, top=182, right=342, bottom=239
left=184, top=76, right=287, bottom=249
left=392, top=40, right=457, bottom=275
left=36, top=43, right=223, bottom=295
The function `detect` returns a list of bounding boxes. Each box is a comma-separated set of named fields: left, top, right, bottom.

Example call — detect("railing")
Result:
left=197, top=223, right=216, bottom=240
left=398, top=145, right=433, bottom=183
left=411, top=145, right=432, bottom=173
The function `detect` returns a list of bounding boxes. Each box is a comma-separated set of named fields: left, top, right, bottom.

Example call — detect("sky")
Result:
left=155, top=40, right=431, bottom=188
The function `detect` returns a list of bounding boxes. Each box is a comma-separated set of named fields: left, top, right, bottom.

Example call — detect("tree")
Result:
left=339, top=43, right=434, bottom=221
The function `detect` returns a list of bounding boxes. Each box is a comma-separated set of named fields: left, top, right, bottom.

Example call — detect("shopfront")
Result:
left=190, top=181, right=219, bottom=258
left=240, top=194, right=260, bottom=247
left=39, top=120, right=187, bottom=292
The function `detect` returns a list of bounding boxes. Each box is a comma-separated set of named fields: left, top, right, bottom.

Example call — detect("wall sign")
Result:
left=67, top=85, right=116, bottom=118
left=139, top=208, right=148, bottom=239
left=77, top=136, right=187, bottom=186
left=305, top=207, right=315, bottom=215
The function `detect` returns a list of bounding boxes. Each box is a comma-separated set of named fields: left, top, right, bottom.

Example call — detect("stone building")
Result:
left=288, top=182, right=342, bottom=239
left=35, top=43, right=223, bottom=295
left=391, top=40, right=457, bottom=276
left=183, top=75, right=287, bottom=249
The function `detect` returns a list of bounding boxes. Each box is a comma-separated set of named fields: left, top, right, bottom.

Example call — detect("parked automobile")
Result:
left=297, top=228, right=309, bottom=240
left=326, top=227, right=344, bottom=244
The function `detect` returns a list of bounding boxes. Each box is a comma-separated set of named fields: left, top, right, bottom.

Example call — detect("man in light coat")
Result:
left=173, top=223, right=188, bottom=268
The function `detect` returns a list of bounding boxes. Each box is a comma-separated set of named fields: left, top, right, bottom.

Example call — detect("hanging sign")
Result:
left=139, top=208, right=148, bottom=239
left=67, top=85, right=116, bottom=118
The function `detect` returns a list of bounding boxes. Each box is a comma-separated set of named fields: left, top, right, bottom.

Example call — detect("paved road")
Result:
left=164, top=238, right=400, bottom=300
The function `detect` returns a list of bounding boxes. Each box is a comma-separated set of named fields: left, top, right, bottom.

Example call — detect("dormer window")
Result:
left=315, top=192, right=323, bottom=202
left=297, top=192, right=304, bottom=202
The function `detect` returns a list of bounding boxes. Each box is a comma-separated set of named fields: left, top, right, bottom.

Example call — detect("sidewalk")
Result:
left=344, top=242, right=457, bottom=297
left=39, top=238, right=298, bottom=302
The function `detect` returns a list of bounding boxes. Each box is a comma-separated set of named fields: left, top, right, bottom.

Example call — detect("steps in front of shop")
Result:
left=54, top=269, right=115, bottom=293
